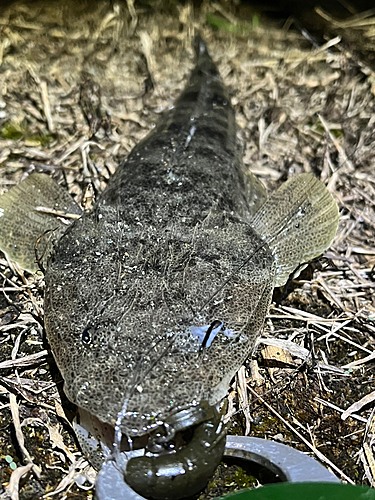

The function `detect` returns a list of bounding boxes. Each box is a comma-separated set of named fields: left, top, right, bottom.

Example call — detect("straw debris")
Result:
left=0, top=0, right=375, bottom=498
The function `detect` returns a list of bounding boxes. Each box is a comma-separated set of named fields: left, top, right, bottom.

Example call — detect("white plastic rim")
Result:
left=225, top=436, right=340, bottom=484
left=95, top=435, right=340, bottom=500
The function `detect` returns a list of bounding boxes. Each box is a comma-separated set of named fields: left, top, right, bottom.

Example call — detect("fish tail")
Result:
left=193, top=34, right=209, bottom=58
left=160, top=34, right=236, bottom=153
left=192, top=34, right=221, bottom=80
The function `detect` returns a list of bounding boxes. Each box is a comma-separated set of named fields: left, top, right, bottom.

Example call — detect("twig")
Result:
left=0, top=350, right=49, bottom=370
left=5, top=463, right=34, bottom=500
left=35, top=207, right=81, bottom=219
left=316, top=278, right=346, bottom=311
left=40, top=80, right=54, bottom=133
left=318, top=113, right=354, bottom=172
left=237, top=366, right=251, bottom=435
left=342, top=391, right=375, bottom=421
left=342, top=351, right=375, bottom=369
left=9, top=393, right=41, bottom=478
left=314, top=396, right=368, bottom=423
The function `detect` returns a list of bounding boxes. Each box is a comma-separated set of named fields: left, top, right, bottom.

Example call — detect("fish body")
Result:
left=0, top=37, right=339, bottom=499
left=44, top=38, right=276, bottom=437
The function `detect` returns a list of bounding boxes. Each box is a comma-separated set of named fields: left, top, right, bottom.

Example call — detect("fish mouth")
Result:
left=76, top=406, right=200, bottom=453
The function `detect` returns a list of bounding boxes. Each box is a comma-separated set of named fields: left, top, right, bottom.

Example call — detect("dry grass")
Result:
left=0, top=0, right=375, bottom=498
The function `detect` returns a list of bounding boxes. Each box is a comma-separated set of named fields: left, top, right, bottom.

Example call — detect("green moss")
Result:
left=25, top=134, right=55, bottom=146
left=229, top=466, right=257, bottom=489
left=206, top=14, right=261, bottom=36
left=309, top=120, right=344, bottom=139
left=200, top=460, right=258, bottom=500
left=1, top=120, right=55, bottom=145
left=1, top=121, right=26, bottom=140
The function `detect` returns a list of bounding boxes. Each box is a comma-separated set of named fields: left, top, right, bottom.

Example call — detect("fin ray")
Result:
left=0, top=173, right=82, bottom=272
left=251, top=173, right=339, bottom=286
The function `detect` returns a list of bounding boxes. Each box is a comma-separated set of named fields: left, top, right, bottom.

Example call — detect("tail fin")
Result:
left=193, top=34, right=208, bottom=58
left=192, top=34, right=220, bottom=79
left=251, top=173, right=339, bottom=286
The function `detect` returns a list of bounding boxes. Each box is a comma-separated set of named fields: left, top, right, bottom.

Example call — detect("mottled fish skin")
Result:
left=44, top=38, right=276, bottom=436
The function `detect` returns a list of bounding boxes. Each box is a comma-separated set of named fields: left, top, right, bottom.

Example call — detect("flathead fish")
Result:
left=0, top=36, right=339, bottom=499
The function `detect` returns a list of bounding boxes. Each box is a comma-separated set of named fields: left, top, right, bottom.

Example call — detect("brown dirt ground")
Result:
left=0, top=1, right=375, bottom=499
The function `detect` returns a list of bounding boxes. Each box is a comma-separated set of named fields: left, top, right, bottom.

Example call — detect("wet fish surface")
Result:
left=0, top=36, right=339, bottom=499
left=46, top=37, right=276, bottom=433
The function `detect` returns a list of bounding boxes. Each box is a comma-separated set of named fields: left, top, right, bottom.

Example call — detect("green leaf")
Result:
left=206, top=14, right=261, bottom=36
left=219, top=482, right=375, bottom=500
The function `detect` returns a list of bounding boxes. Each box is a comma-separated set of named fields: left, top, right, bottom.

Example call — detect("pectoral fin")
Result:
left=251, top=173, right=339, bottom=286
left=0, top=173, right=82, bottom=273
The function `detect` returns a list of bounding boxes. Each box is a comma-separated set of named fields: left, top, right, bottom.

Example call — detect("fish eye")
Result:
left=81, top=327, right=92, bottom=345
